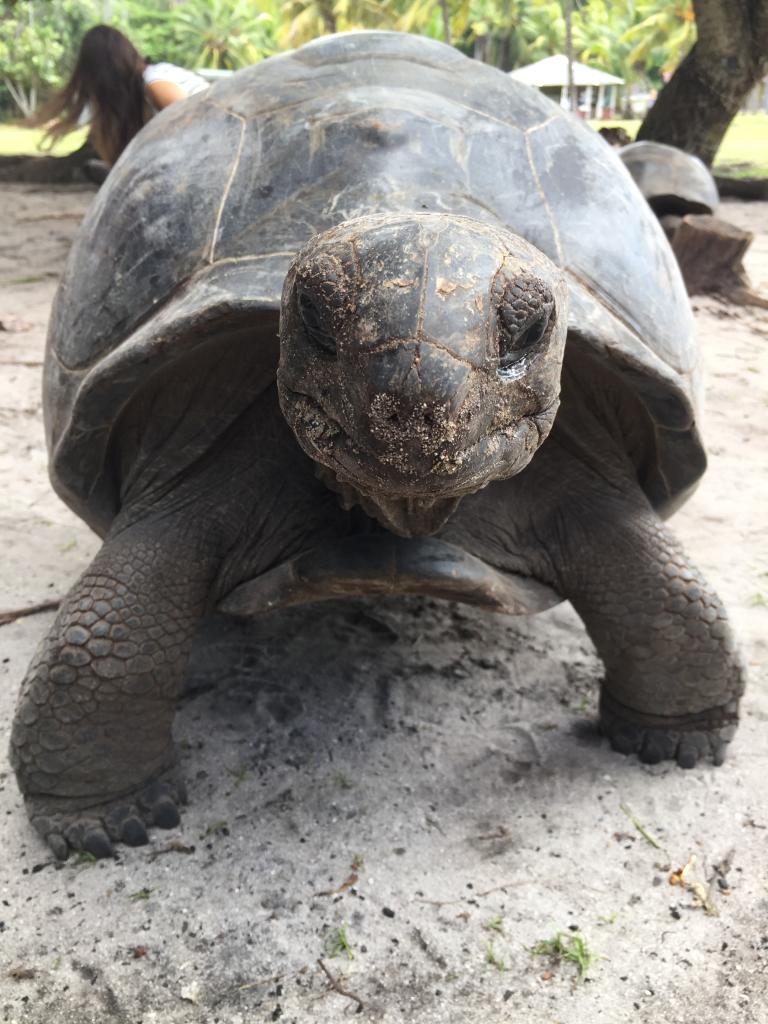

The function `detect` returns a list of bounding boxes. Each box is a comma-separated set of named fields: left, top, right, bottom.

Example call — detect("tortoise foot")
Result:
left=25, top=765, right=188, bottom=860
left=599, top=690, right=739, bottom=769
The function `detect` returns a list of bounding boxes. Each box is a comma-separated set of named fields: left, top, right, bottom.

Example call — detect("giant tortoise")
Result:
left=618, top=139, right=719, bottom=217
left=11, top=32, right=744, bottom=859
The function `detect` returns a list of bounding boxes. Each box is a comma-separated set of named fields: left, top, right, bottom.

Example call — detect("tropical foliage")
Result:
left=0, top=0, right=96, bottom=115
left=0, top=0, right=696, bottom=117
left=624, top=0, right=696, bottom=76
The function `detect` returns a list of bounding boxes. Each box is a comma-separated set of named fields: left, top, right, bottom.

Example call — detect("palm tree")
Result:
left=170, top=0, right=276, bottom=68
left=573, top=0, right=636, bottom=80
left=563, top=0, right=576, bottom=111
left=395, top=0, right=470, bottom=44
left=517, top=1, right=566, bottom=63
left=280, top=0, right=396, bottom=47
left=623, top=0, right=696, bottom=75
left=455, top=0, right=567, bottom=69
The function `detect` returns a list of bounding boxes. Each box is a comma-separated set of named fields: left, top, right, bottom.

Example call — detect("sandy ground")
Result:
left=0, top=183, right=766, bottom=1024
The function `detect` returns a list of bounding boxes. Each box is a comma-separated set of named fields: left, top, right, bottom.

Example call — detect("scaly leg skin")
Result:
left=10, top=391, right=353, bottom=859
left=10, top=525, right=218, bottom=859
left=448, top=414, right=745, bottom=768
left=563, top=509, right=744, bottom=768
left=538, top=446, right=745, bottom=768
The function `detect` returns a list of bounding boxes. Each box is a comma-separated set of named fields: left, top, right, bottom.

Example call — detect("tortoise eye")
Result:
left=498, top=308, right=551, bottom=374
left=298, top=291, right=337, bottom=357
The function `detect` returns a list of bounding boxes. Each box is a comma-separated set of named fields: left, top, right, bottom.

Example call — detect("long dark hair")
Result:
left=33, top=25, right=148, bottom=166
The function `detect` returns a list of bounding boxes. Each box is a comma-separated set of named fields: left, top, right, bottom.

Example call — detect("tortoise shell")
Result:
left=45, top=31, right=703, bottom=535
left=619, top=140, right=719, bottom=216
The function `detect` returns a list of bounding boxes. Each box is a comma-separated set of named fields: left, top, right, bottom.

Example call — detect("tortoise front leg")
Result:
left=537, top=455, right=745, bottom=767
left=562, top=508, right=743, bottom=766
left=450, top=432, right=746, bottom=767
left=10, top=523, right=218, bottom=859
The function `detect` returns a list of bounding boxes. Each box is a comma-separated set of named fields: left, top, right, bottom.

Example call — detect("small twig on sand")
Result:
left=417, top=879, right=535, bottom=906
left=214, top=966, right=311, bottom=1008
left=475, top=879, right=536, bottom=897
left=146, top=841, right=196, bottom=862
left=620, top=804, right=663, bottom=850
left=317, top=958, right=364, bottom=1013
left=416, top=895, right=465, bottom=907
left=8, top=966, right=36, bottom=980
left=314, top=871, right=358, bottom=897
left=0, top=600, right=61, bottom=627
left=474, top=826, right=510, bottom=841
left=0, top=360, right=43, bottom=367
left=18, top=212, right=85, bottom=222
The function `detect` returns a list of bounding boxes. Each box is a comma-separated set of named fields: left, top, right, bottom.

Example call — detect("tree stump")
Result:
left=665, top=213, right=767, bottom=307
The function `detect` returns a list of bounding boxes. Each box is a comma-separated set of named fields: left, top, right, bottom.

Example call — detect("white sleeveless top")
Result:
left=77, top=63, right=209, bottom=127
left=142, top=63, right=209, bottom=98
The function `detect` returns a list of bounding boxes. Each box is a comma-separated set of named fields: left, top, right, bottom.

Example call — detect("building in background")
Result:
left=509, top=54, right=624, bottom=119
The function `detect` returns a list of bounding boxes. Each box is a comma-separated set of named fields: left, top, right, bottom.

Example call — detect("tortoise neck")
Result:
left=314, top=464, right=462, bottom=537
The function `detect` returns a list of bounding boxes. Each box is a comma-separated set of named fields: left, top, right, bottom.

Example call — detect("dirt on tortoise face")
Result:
left=278, top=212, right=568, bottom=535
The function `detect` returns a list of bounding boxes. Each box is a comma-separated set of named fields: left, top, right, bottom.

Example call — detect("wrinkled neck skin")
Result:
left=278, top=212, right=568, bottom=538
left=314, top=464, right=465, bottom=535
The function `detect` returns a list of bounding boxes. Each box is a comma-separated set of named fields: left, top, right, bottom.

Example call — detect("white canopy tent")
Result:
left=509, top=54, right=624, bottom=118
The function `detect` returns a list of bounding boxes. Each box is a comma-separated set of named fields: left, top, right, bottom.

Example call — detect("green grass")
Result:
left=0, top=124, right=87, bottom=156
left=482, top=916, right=504, bottom=934
left=529, top=931, right=599, bottom=980
left=72, top=850, right=97, bottom=867
left=323, top=924, right=354, bottom=960
left=128, top=887, right=153, bottom=902
left=592, top=112, right=768, bottom=177
left=704, top=113, right=768, bottom=175
left=2, top=110, right=764, bottom=175
left=485, top=941, right=507, bottom=972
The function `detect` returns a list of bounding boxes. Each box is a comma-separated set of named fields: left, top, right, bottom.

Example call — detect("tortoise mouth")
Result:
left=282, top=386, right=556, bottom=498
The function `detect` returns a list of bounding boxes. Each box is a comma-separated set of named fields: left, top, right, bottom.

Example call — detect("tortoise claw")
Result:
left=82, top=827, right=114, bottom=859
left=600, top=690, right=738, bottom=768
left=26, top=765, right=186, bottom=859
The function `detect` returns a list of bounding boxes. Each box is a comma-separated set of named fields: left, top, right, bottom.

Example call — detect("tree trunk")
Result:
left=497, top=32, right=511, bottom=71
left=563, top=0, right=577, bottom=113
left=439, top=0, right=452, bottom=45
left=318, top=0, right=337, bottom=34
left=3, top=76, right=34, bottom=118
left=637, top=0, right=768, bottom=166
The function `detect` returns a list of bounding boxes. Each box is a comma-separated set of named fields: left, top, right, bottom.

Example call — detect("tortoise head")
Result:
left=277, top=213, right=568, bottom=536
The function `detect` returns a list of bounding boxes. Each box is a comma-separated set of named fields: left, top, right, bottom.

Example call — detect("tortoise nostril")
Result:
left=371, top=400, right=444, bottom=438
left=383, top=407, right=435, bottom=429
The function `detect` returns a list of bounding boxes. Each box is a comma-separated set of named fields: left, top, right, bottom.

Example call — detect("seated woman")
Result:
left=33, top=24, right=209, bottom=173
